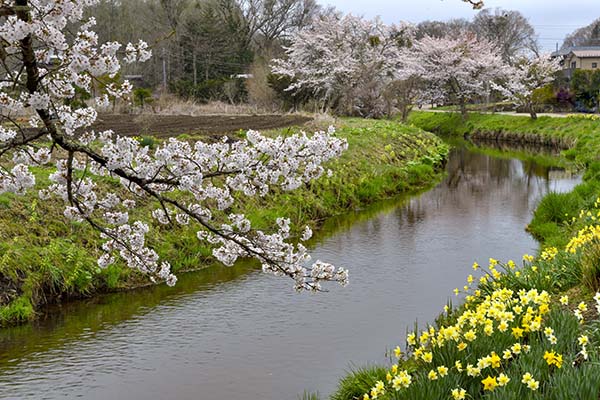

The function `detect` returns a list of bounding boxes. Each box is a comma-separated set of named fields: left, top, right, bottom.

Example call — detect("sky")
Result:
left=322, top=0, right=600, bottom=51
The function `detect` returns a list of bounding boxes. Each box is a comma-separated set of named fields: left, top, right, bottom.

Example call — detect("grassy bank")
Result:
left=354, top=213, right=600, bottom=400
left=408, top=111, right=600, bottom=159
left=325, top=112, right=600, bottom=400
left=0, top=118, right=449, bottom=327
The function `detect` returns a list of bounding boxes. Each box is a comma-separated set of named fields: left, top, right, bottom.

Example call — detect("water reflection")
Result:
left=0, top=143, right=581, bottom=400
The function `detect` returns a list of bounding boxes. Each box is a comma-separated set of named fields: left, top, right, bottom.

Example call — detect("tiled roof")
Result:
left=552, top=45, right=600, bottom=57
left=571, top=49, right=600, bottom=57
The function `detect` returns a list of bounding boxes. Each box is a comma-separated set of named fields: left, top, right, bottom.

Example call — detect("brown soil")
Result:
left=0, top=275, right=20, bottom=307
left=90, top=114, right=312, bottom=138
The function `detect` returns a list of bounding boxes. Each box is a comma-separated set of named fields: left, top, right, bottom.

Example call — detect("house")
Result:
left=552, top=24, right=600, bottom=78
left=552, top=47, right=600, bottom=77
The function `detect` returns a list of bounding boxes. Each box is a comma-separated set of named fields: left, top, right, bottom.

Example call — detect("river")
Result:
left=0, top=141, right=581, bottom=400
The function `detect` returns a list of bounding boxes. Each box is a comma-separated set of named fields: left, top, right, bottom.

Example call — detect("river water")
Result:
left=0, top=142, right=581, bottom=400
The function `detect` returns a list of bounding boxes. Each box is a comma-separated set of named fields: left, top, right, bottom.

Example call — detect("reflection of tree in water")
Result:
left=392, top=145, right=578, bottom=230
left=471, top=139, right=564, bottom=157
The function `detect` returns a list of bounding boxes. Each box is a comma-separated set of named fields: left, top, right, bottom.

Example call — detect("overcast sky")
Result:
left=322, top=0, right=600, bottom=51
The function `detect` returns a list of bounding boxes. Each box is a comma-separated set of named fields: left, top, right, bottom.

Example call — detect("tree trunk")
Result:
left=529, top=103, right=537, bottom=120
left=401, top=105, right=412, bottom=122
left=459, top=99, right=468, bottom=120
left=193, top=52, right=197, bottom=86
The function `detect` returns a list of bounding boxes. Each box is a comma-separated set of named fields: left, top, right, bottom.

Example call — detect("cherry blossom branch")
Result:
left=1, top=1, right=349, bottom=291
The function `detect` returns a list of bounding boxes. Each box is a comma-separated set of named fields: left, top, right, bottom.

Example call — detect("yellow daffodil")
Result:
left=451, top=388, right=466, bottom=400
left=512, top=326, right=524, bottom=338
left=490, top=352, right=501, bottom=368
left=498, top=373, right=510, bottom=386
left=421, top=351, right=433, bottom=363
left=481, top=375, right=498, bottom=391
left=544, top=350, right=563, bottom=368
left=428, top=370, right=438, bottom=380
left=464, top=330, right=476, bottom=342
left=437, top=366, right=448, bottom=377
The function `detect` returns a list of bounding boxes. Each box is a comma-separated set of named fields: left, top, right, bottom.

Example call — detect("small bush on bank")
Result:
left=331, top=365, right=389, bottom=400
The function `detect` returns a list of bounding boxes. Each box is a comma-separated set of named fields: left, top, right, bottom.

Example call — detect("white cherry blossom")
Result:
left=0, top=0, right=349, bottom=291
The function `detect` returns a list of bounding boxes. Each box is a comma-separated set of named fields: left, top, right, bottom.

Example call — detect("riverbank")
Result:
left=0, top=118, right=449, bottom=327
left=409, top=111, right=600, bottom=247
left=329, top=112, right=600, bottom=400
left=408, top=111, right=600, bottom=155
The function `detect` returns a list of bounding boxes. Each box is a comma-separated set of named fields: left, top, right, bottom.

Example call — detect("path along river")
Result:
left=0, top=141, right=582, bottom=400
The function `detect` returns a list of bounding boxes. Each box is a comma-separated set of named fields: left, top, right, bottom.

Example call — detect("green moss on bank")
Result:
left=0, top=118, right=448, bottom=327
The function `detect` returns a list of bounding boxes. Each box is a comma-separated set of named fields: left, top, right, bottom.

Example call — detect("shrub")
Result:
left=0, top=296, right=34, bottom=326
left=331, top=365, right=389, bottom=400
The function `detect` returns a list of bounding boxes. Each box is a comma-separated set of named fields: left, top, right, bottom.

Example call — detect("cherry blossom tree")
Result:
left=389, top=45, right=427, bottom=121
left=0, top=0, right=349, bottom=292
left=414, top=33, right=509, bottom=118
left=271, top=13, right=413, bottom=118
left=492, top=54, right=560, bottom=119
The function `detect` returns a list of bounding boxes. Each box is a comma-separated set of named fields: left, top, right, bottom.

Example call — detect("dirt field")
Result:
left=91, top=114, right=313, bottom=138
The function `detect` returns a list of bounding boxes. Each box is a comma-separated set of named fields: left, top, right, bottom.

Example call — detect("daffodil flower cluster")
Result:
left=363, top=202, right=600, bottom=399
left=521, top=372, right=540, bottom=390
left=566, top=224, right=600, bottom=254
left=566, top=200, right=600, bottom=253
left=543, top=350, right=563, bottom=368
left=364, top=260, right=600, bottom=399
left=0, top=1, right=349, bottom=290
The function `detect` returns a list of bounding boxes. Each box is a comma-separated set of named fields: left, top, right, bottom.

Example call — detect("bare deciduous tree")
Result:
left=472, top=8, right=539, bottom=63
left=415, top=19, right=471, bottom=39
left=561, top=18, right=600, bottom=50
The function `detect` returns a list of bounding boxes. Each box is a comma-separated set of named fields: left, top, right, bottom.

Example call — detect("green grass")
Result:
left=331, top=365, right=389, bottom=400
left=0, top=118, right=449, bottom=327
left=298, top=391, right=322, bottom=400
left=0, top=295, right=33, bottom=325
left=408, top=112, right=600, bottom=163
